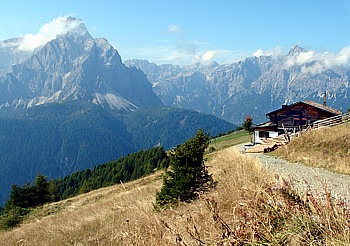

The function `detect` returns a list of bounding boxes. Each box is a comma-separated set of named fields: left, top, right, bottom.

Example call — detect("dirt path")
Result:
left=233, top=143, right=350, bottom=204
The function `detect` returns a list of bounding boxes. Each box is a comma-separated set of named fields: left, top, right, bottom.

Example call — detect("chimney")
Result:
left=323, top=91, right=327, bottom=107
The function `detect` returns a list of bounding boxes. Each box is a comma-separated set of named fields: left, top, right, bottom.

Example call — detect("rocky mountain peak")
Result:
left=0, top=18, right=162, bottom=111
left=58, top=16, right=91, bottom=40
left=287, top=45, right=305, bottom=56
left=0, top=16, right=92, bottom=72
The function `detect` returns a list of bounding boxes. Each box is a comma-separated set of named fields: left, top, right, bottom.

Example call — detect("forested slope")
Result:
left=0, top=102, right=234, bottom=205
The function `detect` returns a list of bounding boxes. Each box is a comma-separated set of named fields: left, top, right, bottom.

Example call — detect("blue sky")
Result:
left=1, top=0, right=350, bottom=65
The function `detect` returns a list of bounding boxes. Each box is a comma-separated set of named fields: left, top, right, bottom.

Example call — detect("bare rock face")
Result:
left=0, top=17, right=162, bottom=111
left=126, top=47, right=350, bottom=124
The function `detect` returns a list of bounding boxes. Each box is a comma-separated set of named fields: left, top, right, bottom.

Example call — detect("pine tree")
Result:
left=4, top=184, right=21, bottom=211
left=156, top=129, right=214, bottom=206
left=33, top=173, right=51, bottom=206
left=48, top=180, right=59, bottom=202
left=78, top=180, right=90, bottom=194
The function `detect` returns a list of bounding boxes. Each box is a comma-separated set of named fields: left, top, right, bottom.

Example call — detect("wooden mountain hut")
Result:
left=253, top=100, right=342, bottom=144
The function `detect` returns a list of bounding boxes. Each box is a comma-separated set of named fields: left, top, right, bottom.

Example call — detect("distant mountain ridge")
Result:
left=3, top=17, right=348, bottom=125
left=0, top=17, right=162, bottom=111
left=126, top=47, right=350, bottom=124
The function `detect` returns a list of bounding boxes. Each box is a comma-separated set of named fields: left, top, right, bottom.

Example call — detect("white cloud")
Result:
left=202, top=50, right=217, bottom=62
left=191, top=50, right=230, bottom=65
left=168, top=24, right=181, bottom=35
left=161, top=24, right=226, bottom=65
left=285, top=46, right=350, bottom=74
left=17, top=15, right=83, bottom=51
left=284, top=50, right=315, bottom=67
left=252, top=45, right=350, bottom=74
left=252, top=46, right=283, bottom=57
left=121, top=24, right=266, bottom=66
left=252, top=49, right=264, bottom=57
left=122, top=39, right=242, bottom=66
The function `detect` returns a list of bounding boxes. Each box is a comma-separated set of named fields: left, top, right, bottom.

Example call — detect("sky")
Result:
left=1, top=0, right=350, bottom=66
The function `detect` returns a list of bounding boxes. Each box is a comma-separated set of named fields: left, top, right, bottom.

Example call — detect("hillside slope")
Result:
left=0, top=147, right=265, bottom=245
left=273, top=123, right=350, bottom=174
left=1, top=130, right=350, bottom=244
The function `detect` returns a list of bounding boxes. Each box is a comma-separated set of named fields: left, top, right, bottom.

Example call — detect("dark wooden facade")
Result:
left=252, top=100, right=342, bottom=144
left=266, top=101, right=342, bottom=130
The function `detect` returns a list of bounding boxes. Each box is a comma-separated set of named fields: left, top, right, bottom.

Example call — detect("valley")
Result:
left=0, top=102, right=234, bottom=205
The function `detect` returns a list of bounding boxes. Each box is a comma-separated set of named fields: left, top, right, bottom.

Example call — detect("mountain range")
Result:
left=2, top=17, right=349, bottom=126
left=125, top=46, right=350, bottom=124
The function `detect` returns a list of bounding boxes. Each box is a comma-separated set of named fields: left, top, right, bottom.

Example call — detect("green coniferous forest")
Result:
left=55, top=146, right=170, bottom=200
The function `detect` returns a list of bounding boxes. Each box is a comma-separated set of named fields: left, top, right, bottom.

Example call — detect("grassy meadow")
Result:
left=1, top=129, right=350, bottom=245
left=210, top=130, right=250, bottom=150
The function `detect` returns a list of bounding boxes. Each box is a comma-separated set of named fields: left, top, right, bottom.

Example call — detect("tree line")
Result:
left=55, top=147, right=170, bottom=200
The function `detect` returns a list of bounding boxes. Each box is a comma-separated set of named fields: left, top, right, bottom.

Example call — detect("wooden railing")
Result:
left=313, top=112, right=350, bottom=130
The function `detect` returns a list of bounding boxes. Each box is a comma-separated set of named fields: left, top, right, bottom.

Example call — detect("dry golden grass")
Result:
left=273, top=123, right=350, bottom=175
left=1, top=145, right=350, bottom=245
left=0, top=172, right=164, bottom=245
left=0, top=148, right=268, bottom=245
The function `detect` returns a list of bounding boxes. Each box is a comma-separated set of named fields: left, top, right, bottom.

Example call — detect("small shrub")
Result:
left=208, top=146, right=216, bottom=153
left=156, top=129, right=214, bottom=206
left=0, top=207, right=29, bottom=230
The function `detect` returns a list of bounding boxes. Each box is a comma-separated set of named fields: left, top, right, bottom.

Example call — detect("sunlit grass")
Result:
left=272, top=123, right=350, bottom=175
left=209, top=130, right=250, bottom=151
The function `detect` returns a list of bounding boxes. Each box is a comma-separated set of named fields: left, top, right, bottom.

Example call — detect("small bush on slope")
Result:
left=156, top=129, right=214, bottom=206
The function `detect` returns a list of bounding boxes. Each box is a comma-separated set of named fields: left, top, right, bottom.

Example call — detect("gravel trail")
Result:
left=257, top=154, right=350, bottom=201
left=234, top=143, right=350, bottom=203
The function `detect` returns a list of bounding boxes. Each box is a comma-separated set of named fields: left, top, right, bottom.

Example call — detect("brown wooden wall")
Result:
left=268, top=103, right=337, bottom=129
